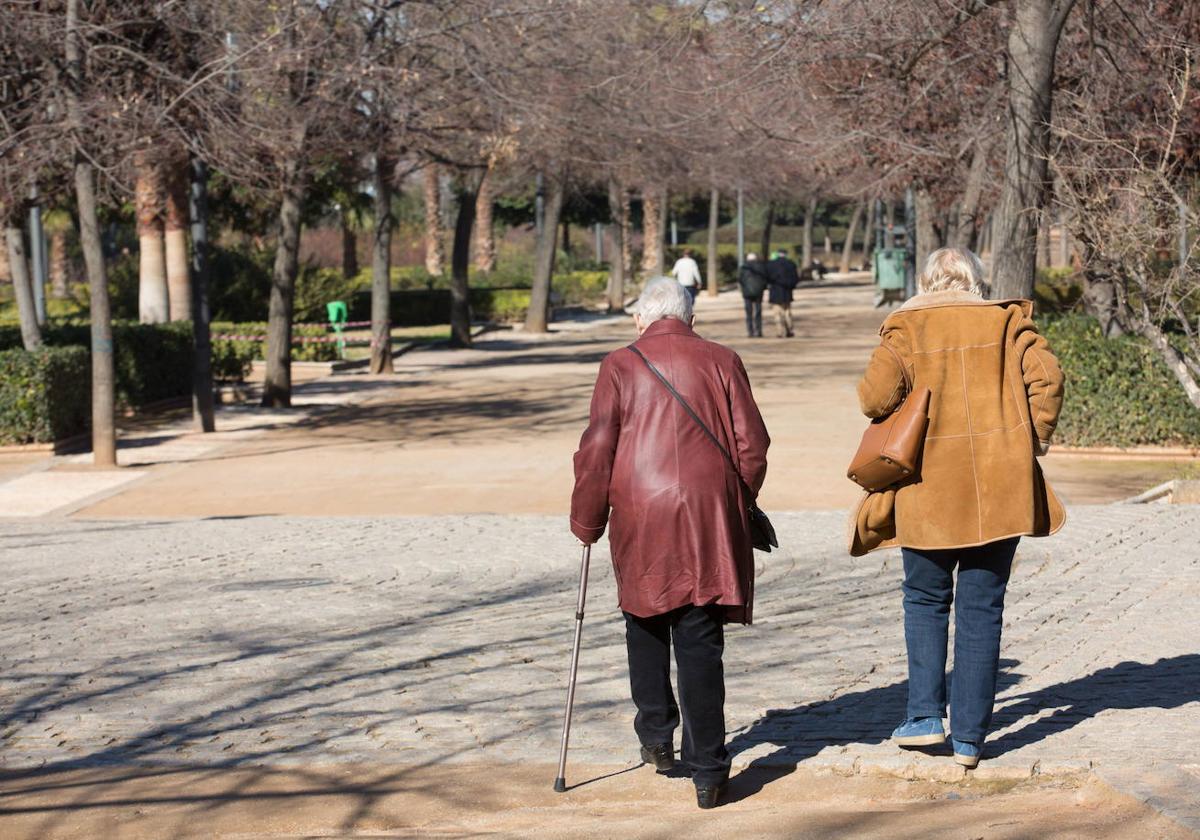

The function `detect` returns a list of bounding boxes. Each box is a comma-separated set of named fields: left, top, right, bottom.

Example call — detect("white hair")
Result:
left=918, top=247, right=985, bottom=296
left=635, top=276, right=693, bottom=324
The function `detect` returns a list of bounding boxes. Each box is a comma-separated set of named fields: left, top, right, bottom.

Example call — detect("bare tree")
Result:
left=423, top=164, right=445, bottom=276
left=526, top=171, right=565, bottom=333
left=707, top=188, right=720, bottom=295
left=3, top=201, right=41, bottom=351
left=839, top=200, right=864, bottom=273
left=65, top=0, right=116, bottom=465
left=606, top=179, right=627, bottom=311
left=991, top=0, right=1079, bottom=299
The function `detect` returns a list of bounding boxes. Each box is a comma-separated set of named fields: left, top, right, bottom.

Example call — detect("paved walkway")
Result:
left=0, top=506, right=1197, bottom=828
left=0, top=277, right=1189, bottom=520
left=0, top=276, right=1198, bottom=835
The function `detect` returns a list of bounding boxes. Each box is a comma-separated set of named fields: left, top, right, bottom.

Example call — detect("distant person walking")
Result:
left=738, top=253, right=768, bottom=337
left=671, top=248, right=703, bottom=301
left=850, top=247, right=1065, bottom=768
left=571, top=277, right=770, bottom=809
left=765, top=248, right=800, bottom=338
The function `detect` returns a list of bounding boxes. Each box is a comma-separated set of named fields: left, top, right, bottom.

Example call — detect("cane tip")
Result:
left=553, top=777, right=567, bottom=793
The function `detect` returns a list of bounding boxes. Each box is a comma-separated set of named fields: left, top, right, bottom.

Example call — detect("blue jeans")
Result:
left=901, top=538, right=1018, bottom=744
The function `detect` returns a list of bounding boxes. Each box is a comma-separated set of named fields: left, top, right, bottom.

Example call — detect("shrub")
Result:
left=1033, top=267, right=1083, bottom=315
left=209, top=245, right=273, bottom=322
left=0, top=321, right=191, bottom=409
left=553, top=271, right=608, bottom=306
left=294, top=265, right=371, bottom=322
left=477, top=288, right=532, bottom=321
left=1041, top=314, right=1200, bottom=447
left=0, top=346, right=91, bottom=444
left=209, top=321, right=340, bottom=378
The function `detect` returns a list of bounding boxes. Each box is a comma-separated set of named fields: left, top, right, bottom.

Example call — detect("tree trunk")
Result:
left=370, top=155, right=394, bottom=372
left=980, top=213, right=994, bottom=256
left=135, top=151, right=169, bottom=324
left=1038, top=213, right=1052, bottom=268
left=953, top=137, right=991, bottom=249
left=640, top=186, right=664, bottom=276
left=262, top=153, right=306, bottom=408
left=840, top=201, right=864, bottom=273
left=340, top=209, right=358, bottom=280
left=606, top=179, right=626, bottom=312
left=914, top=187, right=939, bottom=276
left=49, top=229, right=68, bottom=298
left=472, top=161, right=496, bottom=273
left=561, top=219, right=571, bottom=258
left=449, top=180, right=478, bottom=347
left=760, top=201, right=775, bottom=259
left=0, top=232, right=9, bottom=282
left=1141, top=317, right=1200, bottom=409
left=5, top=225, right=42, bottom=350
left=526, top=173, right=564, bottom=333
left=861, top=199, right=875, bottom=267
left=422, top=164, right=445, bottom=276
left=165, top=158, right=191, bottom=321
left=188, top=157, right=215, bottom=432
left=67, top=0, right=114, bottom=466
left=991, top=0, right=1077, bottom=299
left=802, top=197, right=817, bottom=267
left=707, top=188, right=720, bottom=296
left=620, top=189, right=633, bottom=280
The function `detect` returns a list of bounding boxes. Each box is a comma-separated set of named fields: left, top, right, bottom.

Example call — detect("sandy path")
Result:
left=0, top=764, right=1192, bottom=840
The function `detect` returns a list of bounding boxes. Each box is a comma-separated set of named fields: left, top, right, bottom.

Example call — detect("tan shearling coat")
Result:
left=849, top=290, right=1066, bottom=556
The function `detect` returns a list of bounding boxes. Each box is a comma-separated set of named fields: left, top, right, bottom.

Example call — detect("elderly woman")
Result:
left=851, top=247, right=1065, bottom=768
left=571, top=277, right=770, bottom=809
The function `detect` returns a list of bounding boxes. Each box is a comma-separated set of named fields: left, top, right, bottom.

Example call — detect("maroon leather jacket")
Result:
left=570, top=318, right=770, bottom=623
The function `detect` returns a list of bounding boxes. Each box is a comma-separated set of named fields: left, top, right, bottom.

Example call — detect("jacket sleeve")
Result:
left=857, top=328, right=909, bottom=418
left=570, top=354, right=622, bottom=543
left=729, top=354, right=770, bottom=496
left=1014, top=315, right=1064, bottom=453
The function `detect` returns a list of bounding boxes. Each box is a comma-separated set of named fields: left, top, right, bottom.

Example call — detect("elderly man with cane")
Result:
left=567, top=277, right=770, bottom=809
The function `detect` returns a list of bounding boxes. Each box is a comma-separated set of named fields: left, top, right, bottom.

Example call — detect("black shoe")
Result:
left=695, top=782, right=727, bottom=809
left=639, top=743, right=674, bottom=772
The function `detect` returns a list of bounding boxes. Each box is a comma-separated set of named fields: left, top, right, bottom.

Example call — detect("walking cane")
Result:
left=553, top=543, right=592, bottom=793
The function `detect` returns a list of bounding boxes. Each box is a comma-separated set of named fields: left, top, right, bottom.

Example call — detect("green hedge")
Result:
left=0, top=346, right=91, bottom=444
left=0, top=322, right=191, bottom=410
left=347, top=287, right=532, bottom=326
left=209, top=322, right=339, bottom=381
left=1042, top=314, right=1200, bottom=447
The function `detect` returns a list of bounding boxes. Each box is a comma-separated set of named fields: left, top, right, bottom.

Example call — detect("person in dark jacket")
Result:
left=737, top=252, right=769, bottom=337
left=765, top=248, right=800, bottom=337
left=571, top=277, right=770, bottom=809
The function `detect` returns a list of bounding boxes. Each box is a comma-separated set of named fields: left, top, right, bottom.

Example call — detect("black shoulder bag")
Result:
left=628, top=345, right=778, bottom=553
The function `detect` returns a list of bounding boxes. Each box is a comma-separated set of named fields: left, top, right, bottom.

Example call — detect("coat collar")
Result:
left=638, top=317, right=697, bottom=340
left=892, top=289, right=1033, bottom=318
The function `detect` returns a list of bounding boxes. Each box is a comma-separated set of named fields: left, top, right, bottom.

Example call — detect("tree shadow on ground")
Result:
left=725, top=655, right=1200, bottom=804
left=724, top=661, right=1028, bottom=804
left=988, top=654, right=1200, bottom=757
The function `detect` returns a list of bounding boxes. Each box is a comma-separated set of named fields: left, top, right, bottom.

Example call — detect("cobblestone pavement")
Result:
left=0, top=508, right=1197, bottom=827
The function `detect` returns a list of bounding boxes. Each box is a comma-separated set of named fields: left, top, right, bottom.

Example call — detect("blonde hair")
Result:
left=918, top=247, right=985, bottom=296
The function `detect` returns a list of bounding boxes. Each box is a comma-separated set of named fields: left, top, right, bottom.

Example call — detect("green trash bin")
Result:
left=326, top=300, right=349, bottom=359
left=873, top=248, right=908, bottom=307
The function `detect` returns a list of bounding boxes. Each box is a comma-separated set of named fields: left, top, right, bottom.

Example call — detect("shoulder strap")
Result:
left=627, top=345, right=748, bottom=490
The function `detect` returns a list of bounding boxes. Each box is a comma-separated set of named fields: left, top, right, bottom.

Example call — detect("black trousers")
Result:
left=624, top=605, right=729, bottom=786
left=743, top=299, right=763, bottom=336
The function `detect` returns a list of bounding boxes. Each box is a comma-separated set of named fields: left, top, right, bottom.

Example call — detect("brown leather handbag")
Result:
left=847, top=342, right=931, bottom=492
